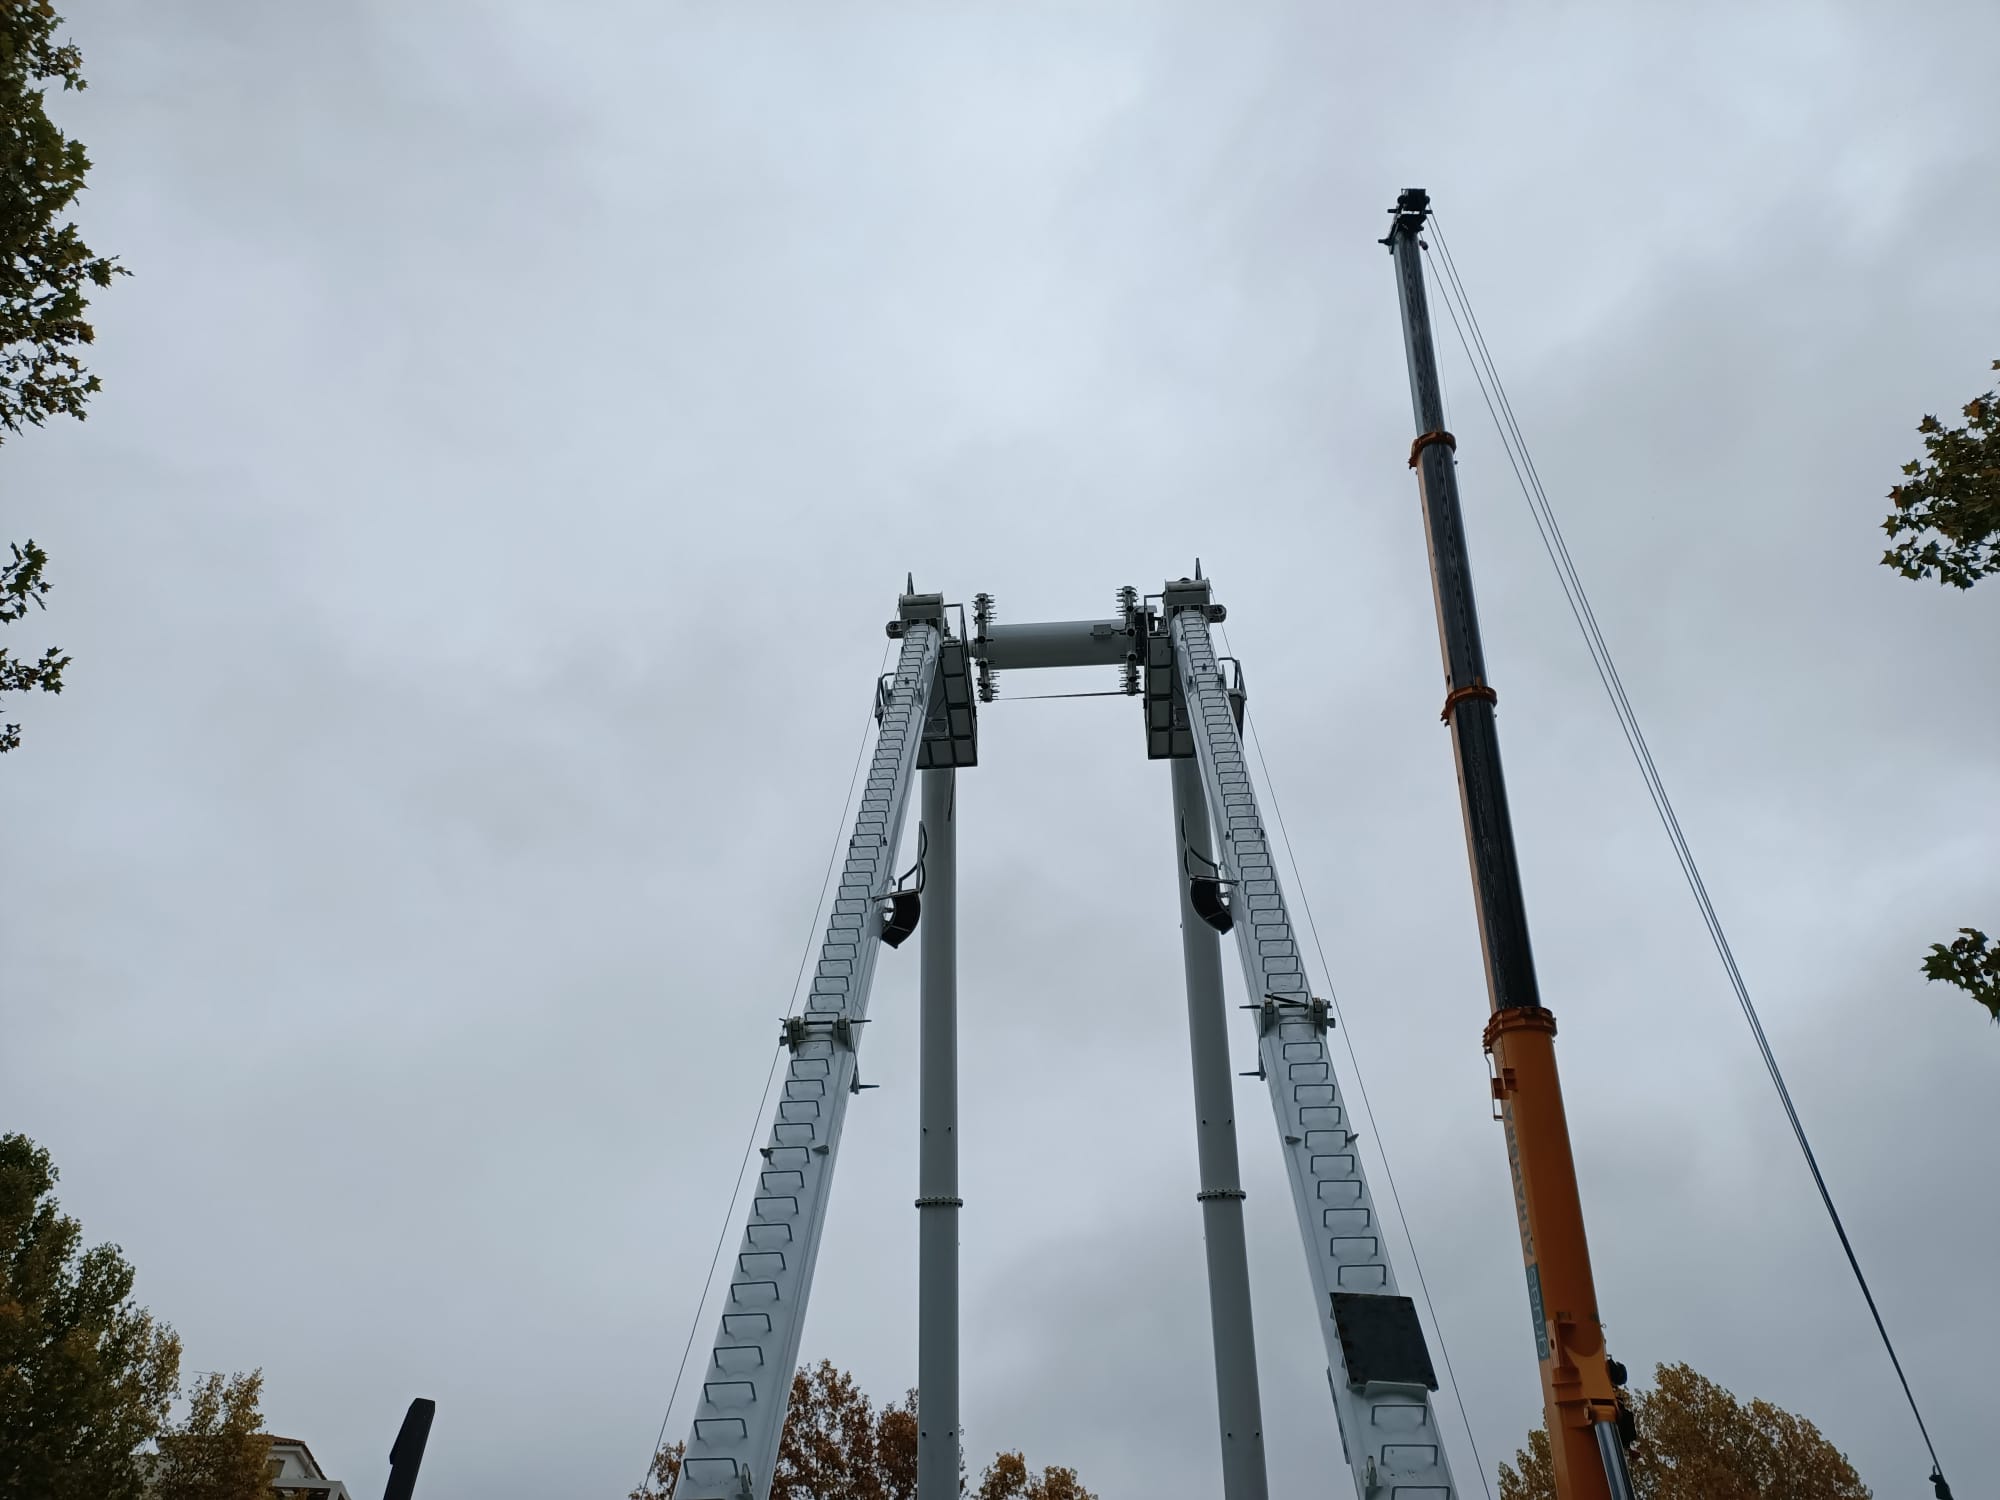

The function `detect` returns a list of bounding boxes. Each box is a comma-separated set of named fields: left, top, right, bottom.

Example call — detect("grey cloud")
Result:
left=5, top=3, right=1997, bottom=1498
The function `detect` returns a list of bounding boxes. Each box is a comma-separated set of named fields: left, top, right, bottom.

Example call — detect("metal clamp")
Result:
left=779, top=1015, right=869, bottom=1051
left=1407, top=428, right=1456, bottom=468
left=1439, top=680, right=1497, bottom=724
left=1242, top=993, right=1334, bottom=1037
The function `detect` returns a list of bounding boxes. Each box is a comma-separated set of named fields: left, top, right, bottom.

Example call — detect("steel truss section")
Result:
left=1170, top=606, right=1459, bottom=1500
left=675, top=621, right=943, bottom=1500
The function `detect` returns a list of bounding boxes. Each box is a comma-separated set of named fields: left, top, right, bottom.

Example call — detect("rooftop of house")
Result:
left=260, top=1436, right=327, bottom=1480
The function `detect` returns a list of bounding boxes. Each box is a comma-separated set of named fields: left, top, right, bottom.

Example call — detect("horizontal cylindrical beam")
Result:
left=974, top=619, right=1136, bottom=671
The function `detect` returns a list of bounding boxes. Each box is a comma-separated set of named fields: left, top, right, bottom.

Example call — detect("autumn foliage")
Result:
left=152, top=1371, right=273, bottom=1500
left=0, top=1, right=124, bottom=751
left=1498, top=1362, right=1869, bottom=1500
left=1879, top=360, right=1999, bottom=1024
left=0, top=1133, right=179, bottom=1500
left=969, top=1450, right=1095, bottom=1500
left=0, top=1, right=123, bottom=439
left=0, top=1133, right=270, bottom=1500
left=636, top=1360, right=1096, bottom=1500
left=1920, top=926, right=1999, bottom=1024
left=1883, top=359, right=2000, bottom=589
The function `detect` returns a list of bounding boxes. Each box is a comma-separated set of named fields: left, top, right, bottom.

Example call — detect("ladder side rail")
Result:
left=1171, top=608, right=1458, bottom=1500
left=677, top=623, right=943, bottom=1500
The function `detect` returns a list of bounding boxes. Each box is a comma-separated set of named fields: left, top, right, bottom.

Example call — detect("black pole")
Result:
left=1383, top=186, right=1544, bottom=1016
left=382, top=1398, right=435, bottom=1500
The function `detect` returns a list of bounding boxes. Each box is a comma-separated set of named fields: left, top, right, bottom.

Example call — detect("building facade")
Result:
left=263, top=1437, right=352, bottom=1500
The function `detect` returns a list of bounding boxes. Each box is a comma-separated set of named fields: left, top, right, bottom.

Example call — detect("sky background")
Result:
left=6, top=4, right=1998, bottom=1497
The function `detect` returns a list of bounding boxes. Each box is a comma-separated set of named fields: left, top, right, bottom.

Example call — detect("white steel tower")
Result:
left=670, top=575, right=1458, bottom=1500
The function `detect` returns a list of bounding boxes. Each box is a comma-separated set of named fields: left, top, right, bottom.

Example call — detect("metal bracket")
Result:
left=1143, top=610, right=1190, bottom=759
left=1116, top=585, right=1144, bottom=696
left=1241, top=993, right=1333, bottom=1037
left=971, top=592, right=998, bottom=702
left=779, top=1015, right=870, bottom=1052
left=919, top=622, right=979, bottom=769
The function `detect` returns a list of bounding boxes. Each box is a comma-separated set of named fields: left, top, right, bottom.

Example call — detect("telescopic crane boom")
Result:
left=1383, top=188, right=1637, bottom=1500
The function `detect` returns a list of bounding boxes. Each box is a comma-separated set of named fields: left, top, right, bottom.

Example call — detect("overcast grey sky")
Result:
left=5, top=4, right=1997, bottom=1497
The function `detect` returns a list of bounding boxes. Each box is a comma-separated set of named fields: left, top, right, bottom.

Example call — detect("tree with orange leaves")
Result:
left=635, top=1360, right=1096, bottom=1500
left=1498, top=1362, right=1869, bottom=1500
left=970, top=1450, right=1095, bottom=1500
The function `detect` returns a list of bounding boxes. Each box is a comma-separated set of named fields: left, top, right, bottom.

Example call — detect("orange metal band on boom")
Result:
left=1439, top=681, right=1498, bottom=723
left=1409, top=428, right=1457, bottom=467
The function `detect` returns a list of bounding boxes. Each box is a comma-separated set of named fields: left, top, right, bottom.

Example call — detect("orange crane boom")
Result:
left=1383, top=188, right=1635, bottom=1500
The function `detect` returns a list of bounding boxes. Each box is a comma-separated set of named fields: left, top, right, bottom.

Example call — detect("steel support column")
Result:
left=916, top=767, right=961, bottom=1500
left=1170, top=755, right=1269, bottom=1500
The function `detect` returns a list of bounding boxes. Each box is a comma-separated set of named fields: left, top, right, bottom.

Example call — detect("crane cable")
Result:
left=636, top=639, right=895, bottom=1497
left=1218, top=626, right=1497, bottom=1500
left=1421, top=213, right=1953, bottom=1498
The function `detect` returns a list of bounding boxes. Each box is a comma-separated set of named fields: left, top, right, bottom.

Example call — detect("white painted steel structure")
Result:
left=675, top=612, right=942, bottom=1500
left=1173, top=601, right=1457, bottom=1500
left=672, top=578, right=1456, bottom=1500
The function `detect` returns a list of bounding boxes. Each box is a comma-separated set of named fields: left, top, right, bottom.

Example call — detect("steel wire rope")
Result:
left=1422, top=215, right=1952, bottom=1494
left=1216, top=627, right=1497, bottom=1500
left=636, top=637, right=896, bottom=1497
left=1003, top=688, right=1131, bottom=701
